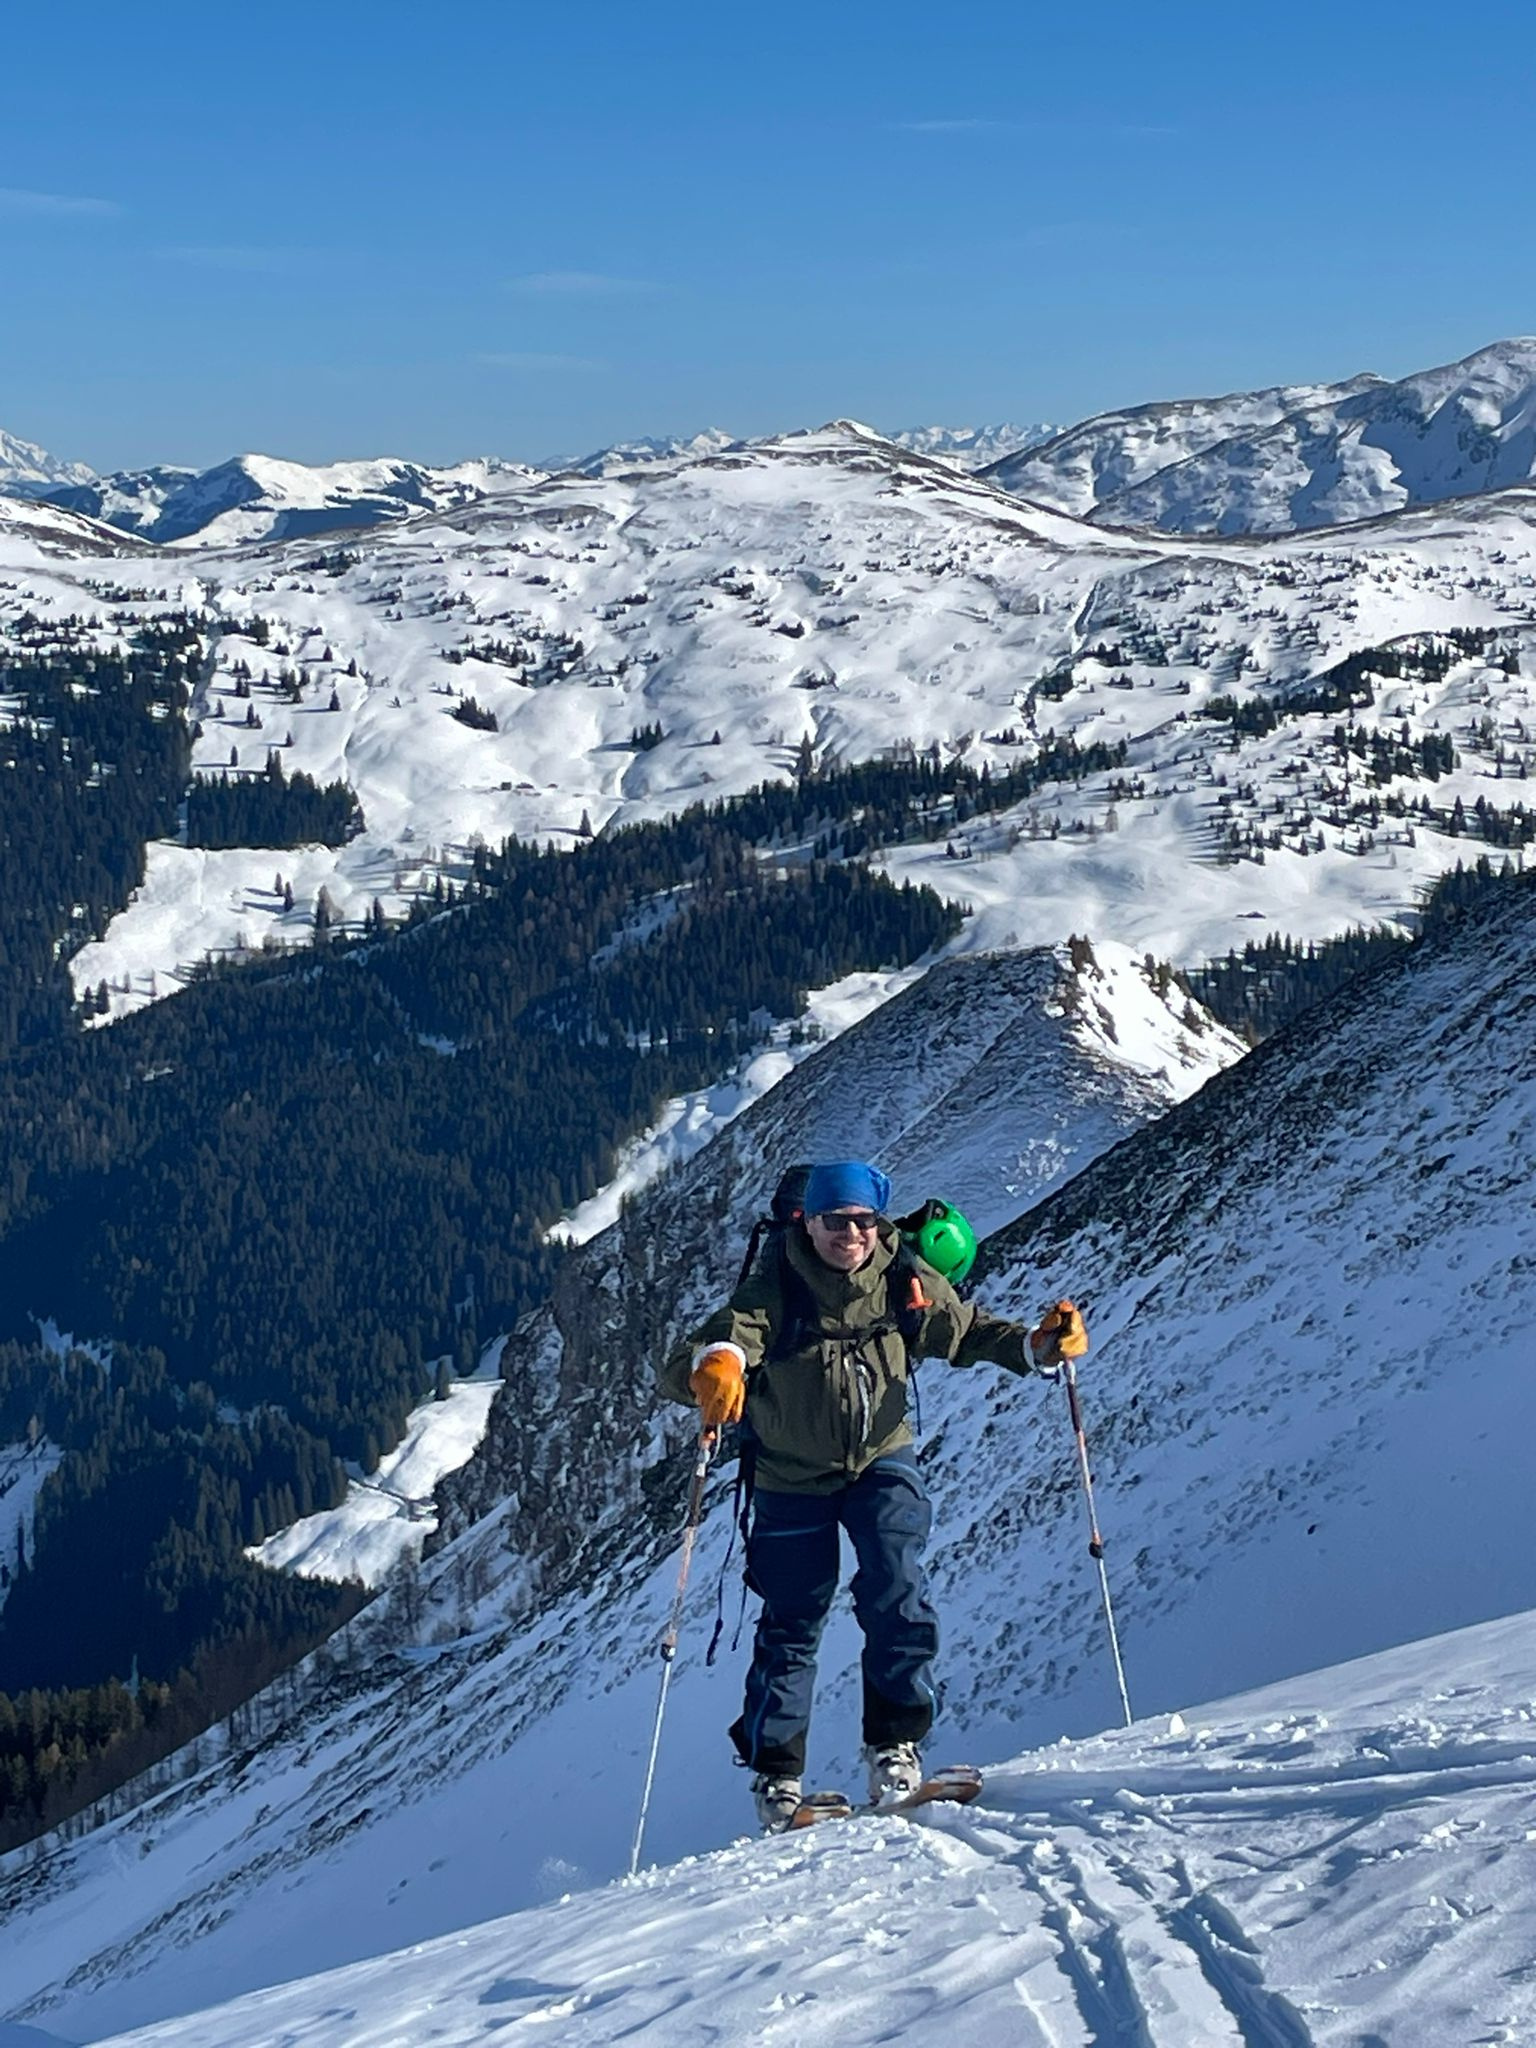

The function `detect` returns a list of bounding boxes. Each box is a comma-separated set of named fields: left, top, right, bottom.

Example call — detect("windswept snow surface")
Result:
left=97, top=1609, right=1536, bottom=2048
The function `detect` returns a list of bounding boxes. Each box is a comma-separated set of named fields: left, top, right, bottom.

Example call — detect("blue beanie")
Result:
left=803, top=1160, right=892, bottom=1217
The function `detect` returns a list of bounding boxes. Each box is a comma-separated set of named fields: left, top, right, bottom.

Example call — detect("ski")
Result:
left=784, top=1789, right=855, bottom=1829
left=782, top=1765, right=983, bottom=1831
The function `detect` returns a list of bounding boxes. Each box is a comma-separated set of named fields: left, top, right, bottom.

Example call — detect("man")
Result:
left=660, top=1158, right=1087, bottom=1832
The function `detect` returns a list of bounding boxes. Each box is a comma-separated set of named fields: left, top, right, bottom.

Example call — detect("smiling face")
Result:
left=805, top=1205, right=881, bottom=1272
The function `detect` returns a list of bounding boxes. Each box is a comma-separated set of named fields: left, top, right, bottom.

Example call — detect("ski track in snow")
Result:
left=89, top=1612, right=1536, bottom=2048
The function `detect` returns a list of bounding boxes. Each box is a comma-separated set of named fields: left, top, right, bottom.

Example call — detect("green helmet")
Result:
left=903, top=1200, right=977, bottom=1286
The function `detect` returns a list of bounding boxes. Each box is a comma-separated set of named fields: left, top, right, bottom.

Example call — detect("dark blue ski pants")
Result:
left=730, top=1451, right=939, bottom=1777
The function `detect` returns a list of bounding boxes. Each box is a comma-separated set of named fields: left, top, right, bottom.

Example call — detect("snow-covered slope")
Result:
left=985, top=371, right=1383, bottom=516
left=2, top=874, right=1531, bottom=2043
left=246, top=1366, right=503, bottom=1591
left=43, top=452, right=540, bottom=547
left=0, top=426, right=95, bottom=498
left=94, top=1606, right=1536, bottom=2048
left=2, top=420, right=1532, bottom=1026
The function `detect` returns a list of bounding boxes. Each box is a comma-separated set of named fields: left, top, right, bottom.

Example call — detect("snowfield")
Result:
left=93, top=1609, right=1536, bottom=2048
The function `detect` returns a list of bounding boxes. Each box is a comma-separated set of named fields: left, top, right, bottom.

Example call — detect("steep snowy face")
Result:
left=41, top=451, right=541, bottom=546
left=0, top=490, right=150, bottom=557
left=2, top=883, right=1532, bottom=2045
left=0, top=426, right=96, bottom=497
left=983, top=371, right=1384, bottom=516
left=1100, top=337, right=1536, bottom=535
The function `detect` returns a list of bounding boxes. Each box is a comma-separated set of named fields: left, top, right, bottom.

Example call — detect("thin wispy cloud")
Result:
left=895, top=118, right=1012, bottom=134
left=476, top=350, right=606, bottom=373
left=505, top=270, right=656, bottom=297
left=0, top=186, right=120, bottom=218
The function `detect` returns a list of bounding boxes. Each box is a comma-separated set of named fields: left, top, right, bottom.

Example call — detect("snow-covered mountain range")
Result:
left=0, top=410, right=1530, bottom=1029
left=993, top=337, right=1536, bottom=534
left=2, top=857, right=1530, bottom=2045
left=2, top=420, right=1050, bottom=546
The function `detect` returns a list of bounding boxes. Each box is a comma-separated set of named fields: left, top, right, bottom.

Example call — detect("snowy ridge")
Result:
left=94, top=1608, right=1536, bottom=2048
left=560, top=429, right=742, bottom=476
left=1099, top=336, right=1536, bottom=534
left=0, top=491, right=150, bottom=558
left=888, top=421, right=1060, bottom=469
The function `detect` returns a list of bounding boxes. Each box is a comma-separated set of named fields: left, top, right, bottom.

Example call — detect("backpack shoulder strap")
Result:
left=766, top=1232, right=819, bottom=1362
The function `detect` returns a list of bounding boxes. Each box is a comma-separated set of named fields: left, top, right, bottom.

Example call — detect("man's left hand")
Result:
left=1031, top=1300, right=1088, bottom=1372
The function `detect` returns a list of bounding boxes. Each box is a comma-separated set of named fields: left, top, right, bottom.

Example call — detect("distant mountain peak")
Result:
left=0, top=425, right=97, bottom=497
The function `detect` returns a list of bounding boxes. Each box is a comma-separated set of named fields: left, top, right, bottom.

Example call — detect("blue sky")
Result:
left=6, top=0, right=1535, bottom=471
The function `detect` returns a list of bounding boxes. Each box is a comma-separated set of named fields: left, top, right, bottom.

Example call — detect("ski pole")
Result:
left=1061, top=1358, right=1133, bottom=1728
left=629, top=1424, right=717, bottom=1878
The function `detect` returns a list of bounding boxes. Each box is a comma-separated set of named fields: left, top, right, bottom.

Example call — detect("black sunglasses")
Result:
left=813, top=1211, right=881, bottom=1232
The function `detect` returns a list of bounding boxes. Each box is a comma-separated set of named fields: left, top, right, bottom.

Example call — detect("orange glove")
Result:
left=689, top=1342, right=747, bottom=1428
left=1030, top=1300, right=1088, bottom=1372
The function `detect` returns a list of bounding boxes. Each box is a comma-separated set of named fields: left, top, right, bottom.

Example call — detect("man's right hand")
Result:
left=689, top=1342, right=747, bottom=1428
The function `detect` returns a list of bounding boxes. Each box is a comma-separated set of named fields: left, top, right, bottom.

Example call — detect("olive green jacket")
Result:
left=660, top=1223, right=1037, bottom=1495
